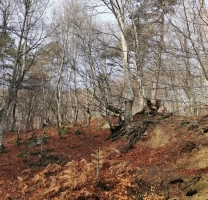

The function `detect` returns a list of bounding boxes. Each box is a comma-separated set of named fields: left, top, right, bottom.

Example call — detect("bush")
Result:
left=59, top=128, right=67, bottom=136
left=74, top=129, right=83, bottom=135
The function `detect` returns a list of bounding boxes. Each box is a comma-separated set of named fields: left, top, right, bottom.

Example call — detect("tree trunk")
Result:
left=11, top=95, right=17, bottom=132
left=118, top=0, right=134, bottom=124
left=55, top=31, right=68, bottom=127
left=101, top=0, right=134, bottom=124
left=124, top=101, right=133, bottom=123
left=55, top=81, right=63, bottom=127
left=131, top=12, right=145, bottom=112
left=0, top=87, right=17, bottom=146
left=151, top=11, right=164, bottom=106
left=26, top=96, right=35, bottom=131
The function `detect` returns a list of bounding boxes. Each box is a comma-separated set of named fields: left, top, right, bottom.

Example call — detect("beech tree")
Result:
left=101, top=0, right=134, bottom=124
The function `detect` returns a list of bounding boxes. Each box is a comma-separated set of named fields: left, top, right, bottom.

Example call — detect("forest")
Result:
left=1, top=0, right=208, bottom=199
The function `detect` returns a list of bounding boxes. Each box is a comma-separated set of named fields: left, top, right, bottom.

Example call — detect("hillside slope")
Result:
left=1, top=114, right=208, bottom=199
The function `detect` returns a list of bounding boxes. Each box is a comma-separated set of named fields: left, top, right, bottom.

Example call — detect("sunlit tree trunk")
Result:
left=102, top=0, right=134, bottom=124
left=131, top=17, right=145, bottom=112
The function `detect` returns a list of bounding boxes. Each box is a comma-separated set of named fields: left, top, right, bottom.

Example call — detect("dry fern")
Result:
left=109, top=162, right=133, bottom=175
left=143, top=194, right=165, bottom=200
left=32, top=173, right=43, bottom=183
left=143, top=187, right=165, bottom=200
left=43, top=185, right=61, bottom=197
left=59, top=159, right=96, bottom=191
left=40, top=163, right=61, bottom=175
left=20, top=149, right=160, bottom=200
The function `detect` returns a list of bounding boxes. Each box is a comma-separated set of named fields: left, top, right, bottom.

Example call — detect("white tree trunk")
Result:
left=53, top=8, right=70, bottom=126
left=101, top=0, right=134, bottom=123
left=132, top=15, right=145, bottom=112
left=114, top=0, right=134, bottom=123
left=55, top=47, right=65, bottom=126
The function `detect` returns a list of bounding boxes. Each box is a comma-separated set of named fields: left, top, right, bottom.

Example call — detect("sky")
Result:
left=50, top=0, right=115, bottom=23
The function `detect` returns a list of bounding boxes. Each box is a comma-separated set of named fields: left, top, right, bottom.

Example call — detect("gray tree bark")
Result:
left=102, top=0, right=134, bottom=124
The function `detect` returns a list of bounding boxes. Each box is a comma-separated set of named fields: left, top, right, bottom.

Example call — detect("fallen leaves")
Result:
left=2, top=116, right=208, bottom=199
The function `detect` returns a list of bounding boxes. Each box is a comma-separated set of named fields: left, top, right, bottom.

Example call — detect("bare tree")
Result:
left=101, top=0, right=134, bottom=124
left=0, top=0, right=50, bottom=147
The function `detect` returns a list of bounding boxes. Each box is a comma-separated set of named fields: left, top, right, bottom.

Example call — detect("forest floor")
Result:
left=1, top=114, right=208, bottom=199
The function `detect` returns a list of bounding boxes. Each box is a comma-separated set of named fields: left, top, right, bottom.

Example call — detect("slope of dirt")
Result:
left=1, top=115, right=208, bottom=199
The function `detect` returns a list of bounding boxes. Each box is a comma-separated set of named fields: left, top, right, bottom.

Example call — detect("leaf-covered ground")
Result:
left=1, top=114, right=208, bottom=199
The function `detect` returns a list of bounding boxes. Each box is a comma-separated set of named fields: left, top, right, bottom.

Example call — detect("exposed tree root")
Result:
left=107, top=120, right=152, bottom=153
left=107, top=112, right=173, bottom=153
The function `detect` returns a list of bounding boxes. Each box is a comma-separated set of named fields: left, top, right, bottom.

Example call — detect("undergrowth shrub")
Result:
left=74, top=129, right=83, bottom=135
left=17, top=149, right=165, bottom=199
